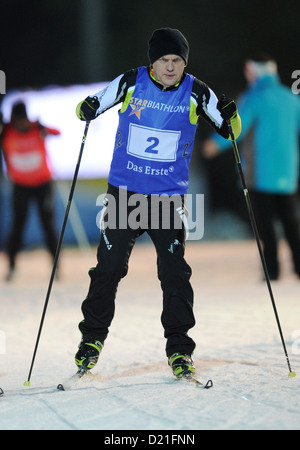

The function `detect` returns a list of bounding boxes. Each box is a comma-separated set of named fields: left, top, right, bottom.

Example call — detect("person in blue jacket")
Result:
left=203, top=53, right=300, bottom=281
left=74, top=28, right=241, bottom=379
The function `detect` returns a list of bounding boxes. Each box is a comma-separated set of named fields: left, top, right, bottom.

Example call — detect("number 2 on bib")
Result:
left=127, top=124, right=180, bottom=162
left=145, top=137, right=159, bottom=154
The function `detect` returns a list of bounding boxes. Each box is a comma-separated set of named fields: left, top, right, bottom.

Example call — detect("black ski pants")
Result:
left=79, top=184, right=196, bottom=357
left=6, top=181, right=58, bottom=267
left=253, top=191, right=300, bottom=279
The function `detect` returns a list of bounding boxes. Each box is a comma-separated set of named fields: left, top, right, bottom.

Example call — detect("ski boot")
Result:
left=75, top=337, right=103, bottom=376
left=168, top=353, right=196, bottom=378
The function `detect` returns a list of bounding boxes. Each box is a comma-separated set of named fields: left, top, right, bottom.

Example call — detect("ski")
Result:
left=58, top=370, right=213, bottom=392
left=56, top=369, right=93, bottom=391
left=0, top=385, right=64, bottom=398
left=177, top=375, right=213, bottom=389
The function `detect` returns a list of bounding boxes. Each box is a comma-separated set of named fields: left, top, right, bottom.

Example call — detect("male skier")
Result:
left=75, top=28, right=241, bottom=378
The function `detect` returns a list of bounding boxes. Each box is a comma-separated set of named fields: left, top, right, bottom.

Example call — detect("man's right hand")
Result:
left=76, top=96, right=100, bottom=121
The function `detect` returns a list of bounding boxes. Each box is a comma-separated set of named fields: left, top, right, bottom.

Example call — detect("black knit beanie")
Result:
left=148, top=28, right=189, bottom=65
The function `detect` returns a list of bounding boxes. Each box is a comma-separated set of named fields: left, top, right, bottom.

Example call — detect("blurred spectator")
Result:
left=0, top=101, right=60, bottom=281
left=202, top=53, right=300, bottom=280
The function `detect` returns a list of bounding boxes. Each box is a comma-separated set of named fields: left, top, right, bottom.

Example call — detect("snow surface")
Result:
left=1, top=240, right=300, bottom=431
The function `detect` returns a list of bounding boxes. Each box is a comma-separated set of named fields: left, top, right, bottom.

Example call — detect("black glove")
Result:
left=76, top=96, right=100, bottom=121
left=217, top=94, right=237, bottom=121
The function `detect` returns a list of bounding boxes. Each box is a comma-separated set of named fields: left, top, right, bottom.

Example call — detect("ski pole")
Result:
left=24, top=121, right=91, bottom=386
left=226, top=119, right=296, bottom=378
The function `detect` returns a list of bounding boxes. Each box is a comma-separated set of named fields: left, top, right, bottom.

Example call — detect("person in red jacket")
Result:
left=1, top=101, right=60, bottom=280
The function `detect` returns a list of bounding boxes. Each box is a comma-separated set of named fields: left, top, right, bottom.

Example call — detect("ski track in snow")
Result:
left=0, top=240, right=300, bottom=430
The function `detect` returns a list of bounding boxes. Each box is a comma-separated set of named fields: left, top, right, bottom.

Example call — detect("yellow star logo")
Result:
left=129, top=103, right=145, bottom=119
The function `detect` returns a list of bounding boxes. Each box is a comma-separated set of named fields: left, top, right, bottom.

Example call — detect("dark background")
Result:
left=1, top=0, right=299, bottom=244
left=2, top=0, right=299, bottom=95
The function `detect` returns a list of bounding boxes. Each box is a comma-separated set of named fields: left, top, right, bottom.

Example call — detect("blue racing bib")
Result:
left=108, top=66, right=198, bottom=195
